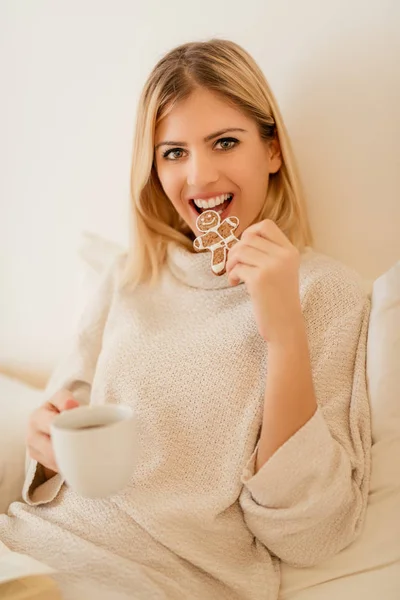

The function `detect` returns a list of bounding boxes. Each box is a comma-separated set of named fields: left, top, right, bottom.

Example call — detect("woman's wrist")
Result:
left=266, top=313, right=307, bottom=349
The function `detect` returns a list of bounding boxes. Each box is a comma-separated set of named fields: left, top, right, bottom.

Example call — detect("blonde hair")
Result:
left=123, top=38, right=313, bottom=287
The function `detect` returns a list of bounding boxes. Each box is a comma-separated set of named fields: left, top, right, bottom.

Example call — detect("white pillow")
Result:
left=0, top=234, right=124, bottom=514
left=0, top=230, right=124, bottom=502
left=75, top=231, right=126, bottom=321
left=0, top=374, right=44, bottom=513
left=367, top=261, right=400, bottom=445
left=77, top=231, right=125, bottom=274
left=279, top=260, right=400, bottom=600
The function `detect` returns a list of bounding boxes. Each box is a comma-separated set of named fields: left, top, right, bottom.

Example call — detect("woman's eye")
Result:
left=163, top=148, right=186, bottom=160
left=161, top=137, right=239, bottom=161
left=215, top=137, right=239, bottom=151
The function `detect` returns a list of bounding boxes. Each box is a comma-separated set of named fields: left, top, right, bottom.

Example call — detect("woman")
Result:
left=0, top=39, right=371, bottom=600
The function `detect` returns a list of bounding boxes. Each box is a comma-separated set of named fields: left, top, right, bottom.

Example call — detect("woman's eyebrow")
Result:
left=154, top=128, right=247, bottom=151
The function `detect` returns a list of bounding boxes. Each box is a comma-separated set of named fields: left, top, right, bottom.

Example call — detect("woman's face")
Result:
left=154, top=87, right=282, bottom=238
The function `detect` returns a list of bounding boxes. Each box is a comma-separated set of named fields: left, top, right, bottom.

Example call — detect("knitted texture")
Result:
left=0, top=243, right=371, bottom=600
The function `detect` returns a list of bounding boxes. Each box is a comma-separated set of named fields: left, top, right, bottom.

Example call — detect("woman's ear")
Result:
left=268, top=138, right=282, bottom=174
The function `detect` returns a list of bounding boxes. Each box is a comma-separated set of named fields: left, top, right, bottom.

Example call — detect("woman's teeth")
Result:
left=193, top=193, right=233, bottom=214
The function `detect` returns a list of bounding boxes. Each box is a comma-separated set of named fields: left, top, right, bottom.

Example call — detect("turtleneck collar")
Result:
left=166, top=240, right=315, bottom=291
left=166, top=241, right=242, bottom=290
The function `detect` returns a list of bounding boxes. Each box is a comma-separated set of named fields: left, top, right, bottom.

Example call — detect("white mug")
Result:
left=50, top=404, right=138, bottom=498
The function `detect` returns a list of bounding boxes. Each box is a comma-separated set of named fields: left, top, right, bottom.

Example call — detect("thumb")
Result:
left=63, top=398, right=80, bottom=411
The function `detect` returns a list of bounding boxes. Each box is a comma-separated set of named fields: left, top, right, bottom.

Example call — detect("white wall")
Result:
left=1, top=0, right=399, bottom=373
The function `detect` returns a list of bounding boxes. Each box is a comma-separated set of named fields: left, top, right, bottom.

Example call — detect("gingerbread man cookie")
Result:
left=193, top=210, right=240, bottom=275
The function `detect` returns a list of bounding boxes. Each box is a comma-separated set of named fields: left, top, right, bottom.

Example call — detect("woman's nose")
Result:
left=186, top=152, right=219, bottom=188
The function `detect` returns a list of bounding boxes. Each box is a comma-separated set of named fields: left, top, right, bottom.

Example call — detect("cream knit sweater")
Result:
left=0, top=243, right=371, bottom=600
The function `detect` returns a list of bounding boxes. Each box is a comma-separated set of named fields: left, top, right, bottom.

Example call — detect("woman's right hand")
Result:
left=26, top=389, right=80, bottom=479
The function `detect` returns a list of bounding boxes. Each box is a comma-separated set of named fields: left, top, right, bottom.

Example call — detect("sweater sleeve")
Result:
left=239, top=264, right=372, bottom=568
left=22, top=255, right=124, bottom=506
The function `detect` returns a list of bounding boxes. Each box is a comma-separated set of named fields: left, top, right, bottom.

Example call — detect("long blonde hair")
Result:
left=123, top=38, right=313, bottom=287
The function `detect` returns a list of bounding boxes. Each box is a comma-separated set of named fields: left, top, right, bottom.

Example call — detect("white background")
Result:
left=1, top=0, right=399, bottom=373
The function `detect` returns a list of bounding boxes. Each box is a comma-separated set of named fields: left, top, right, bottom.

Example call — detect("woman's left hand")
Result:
left=225, top=219, right=304, bottom=345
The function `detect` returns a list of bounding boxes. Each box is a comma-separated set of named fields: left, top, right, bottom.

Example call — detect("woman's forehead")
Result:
left=155, top=91, right=253, bottom=145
